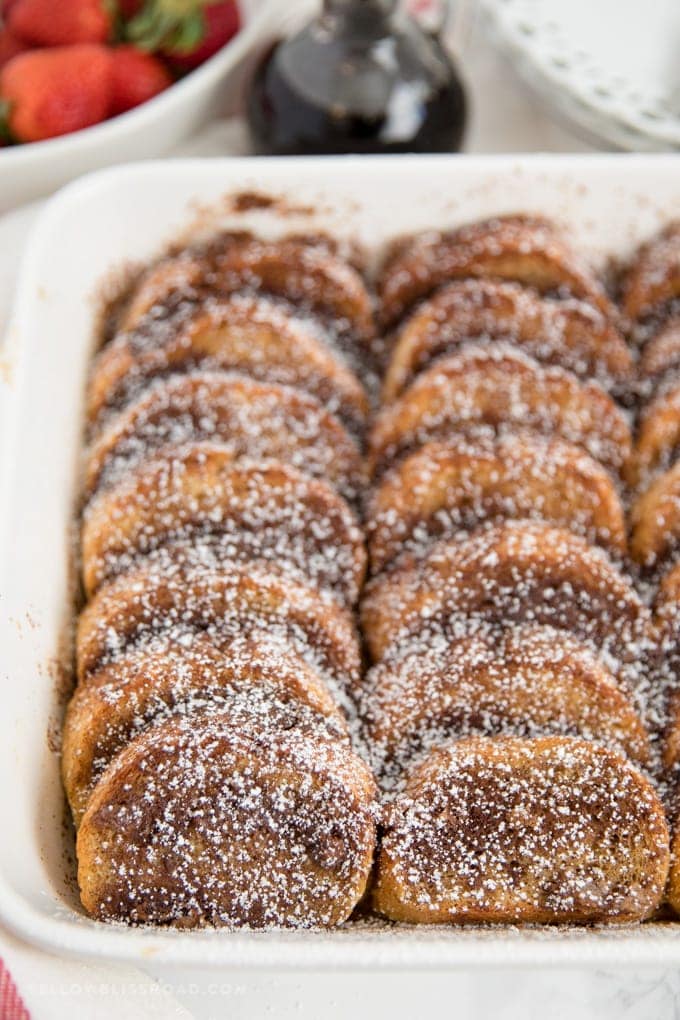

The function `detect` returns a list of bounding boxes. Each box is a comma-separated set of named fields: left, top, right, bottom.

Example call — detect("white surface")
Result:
left=0, top=926, right=192, bottom=1020
left=2, top=155, right=680, bottom=976
left=0, top=0, right=279, bottom=213
left=0, top=15, right=676, bottom=1019
left=482, top=0, right=680, bottom=151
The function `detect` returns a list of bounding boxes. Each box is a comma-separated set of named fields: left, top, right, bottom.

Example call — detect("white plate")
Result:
left=481, top=0, right=680, bottom=151
left=0, top=0, right=279, bottom=213
left=2, top=154, right=680, bottom=969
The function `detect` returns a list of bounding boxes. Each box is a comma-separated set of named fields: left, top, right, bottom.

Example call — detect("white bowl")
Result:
left=0, top=0, right=279, bottom=213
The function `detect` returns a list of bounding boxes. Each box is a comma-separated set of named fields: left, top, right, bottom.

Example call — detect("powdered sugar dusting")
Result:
left=369, top=344, right=632, bottom=478
left=62, top=215, right=680, bottom=931
left=372, top=736, right=669, bottom=924
left=84, top=371, right=366, bottom=506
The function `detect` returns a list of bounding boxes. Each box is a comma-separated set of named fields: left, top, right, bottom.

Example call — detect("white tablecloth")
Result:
left=2, top=14, right=676, bottom=1020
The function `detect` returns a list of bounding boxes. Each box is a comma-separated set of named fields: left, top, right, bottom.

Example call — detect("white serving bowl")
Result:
left=0, top=0, right=279, bottom=212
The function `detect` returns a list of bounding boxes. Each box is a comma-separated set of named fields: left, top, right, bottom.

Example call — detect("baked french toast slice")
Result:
left=63, top=634, right=348, bottom=827
left=84, top=372, right=366, bottom=507
left=368, top=345, right=632, bottom=478
left=621, top=222, right=680, bottom=323
left=630, top=461, right=680, bottom=568
left=81, top=445, right=366, bottom=605
left=637, top=317, right=680, bottom=403
left=360, top=624, right=650, bottom=784
left=628, top=382, right=680, bottom=489
left=76, top=561, right=362, bottom=702
left=372, top=735, right=669, bottom=925
left=366, top=434, right=626, bottom=575
left=77, top=710, right=377, bottom=927
left=361, top=521, right=650, bottom=671
left=382, top=279, right=631, bottom=402
left=120, top=232, right=376, bottom=367
left=87, top=295, right=369, bottom=439
left=378, top=215, right=617, bottom=329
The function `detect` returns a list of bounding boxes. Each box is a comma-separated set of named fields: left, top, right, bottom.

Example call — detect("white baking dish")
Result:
left=2, top=154, right=680, bottom=970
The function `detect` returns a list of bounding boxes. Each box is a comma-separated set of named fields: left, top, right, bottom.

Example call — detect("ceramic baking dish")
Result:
left=2, top=154, right=680, bottom=970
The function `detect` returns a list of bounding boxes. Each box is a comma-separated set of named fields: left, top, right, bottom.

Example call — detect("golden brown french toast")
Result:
left=76, top=561, right=362, bottom=700
left=87, top=295, right=369, bottom=439
left=372, top=735, right=669, bottom=925
left=83, top=372, right=366, bottom=506
left=81, top=445, right=366, bottom=604
left=666, top=820, right=680, bottom=916
left=378, top=215, right=617, bottom=329
left=382, top=279, right=631, bottom=402
left=621, top=222, right=680, bottom=323
left=77, top=711, right=377, bottom=927
left=361, top=521, right=649, bottom=670
left=638, top=316, right=680, bottom=385
left=365, top=434, right=626, bottom=575
left=360, top=625, right=650, bottom=784
left=120, top=232, right=376, bottom=366
left=63, top=635, right=349, bottom=827
left=650, top=565, right=680, bottom=776
left=628, top=382, right=680, bottom=489
left=630, top=461, right=680, bottom=569
left=368, top=345, right=632, bottom=478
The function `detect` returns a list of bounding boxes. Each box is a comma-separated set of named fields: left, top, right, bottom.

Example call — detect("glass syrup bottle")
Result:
left=246, top=0, right=467, bottom=156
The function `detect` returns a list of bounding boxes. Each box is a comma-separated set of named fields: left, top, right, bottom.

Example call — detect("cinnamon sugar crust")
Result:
left=368, top=345, right=632, bottom=479
left=372, top=736, right=669, bottom=925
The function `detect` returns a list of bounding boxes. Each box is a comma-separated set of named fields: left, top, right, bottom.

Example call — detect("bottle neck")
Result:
left=323, top=0, right=397, bottom=12
left=322, top=0, right=397, bottom=31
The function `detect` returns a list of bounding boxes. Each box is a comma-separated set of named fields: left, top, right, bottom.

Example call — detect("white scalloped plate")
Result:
left=482, top=0, right=680, bottom=151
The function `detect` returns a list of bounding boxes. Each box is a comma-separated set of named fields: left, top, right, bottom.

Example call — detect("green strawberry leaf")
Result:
left=167, top=10, right=206, bottom=53
left=126, top=0, right=211, bottom=52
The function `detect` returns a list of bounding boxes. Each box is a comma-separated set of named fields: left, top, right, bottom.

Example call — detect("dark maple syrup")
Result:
left=246, top=0, right=467, bottom=156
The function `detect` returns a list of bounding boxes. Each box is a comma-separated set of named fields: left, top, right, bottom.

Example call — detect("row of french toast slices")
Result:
left=62, top=214, right=680, bottom=928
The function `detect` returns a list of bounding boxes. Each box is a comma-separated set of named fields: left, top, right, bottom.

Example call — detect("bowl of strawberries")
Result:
left=0, top=0, right=278, bottom=211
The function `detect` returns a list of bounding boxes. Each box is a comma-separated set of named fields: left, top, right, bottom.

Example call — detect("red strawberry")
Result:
left=117, top=0, right=143, bottom=18
left=127, top=1, right=239, bottom=70
left=109, top=45, right=171, bottom=116
left=0, top=27, right=27, bottom=71
left=165, top=1, right=239, bottom=70
left=0, top=44, right=113, bottom=142
left=7, top=0, right=112, bottom=47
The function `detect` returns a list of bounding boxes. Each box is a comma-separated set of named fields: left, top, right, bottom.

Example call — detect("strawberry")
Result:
left=109, top=45, right=171, bottom=115
left=164, top=1, right=238, bottom=70
left=127, top=0, right=239, bottom=70
left=116, top=0, right=143, bottom=18
left=0, top=44, right=113, bottom=142
left=7, top=0, right=112, bottom=47
left=0, top=27, right=27, bottom=71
